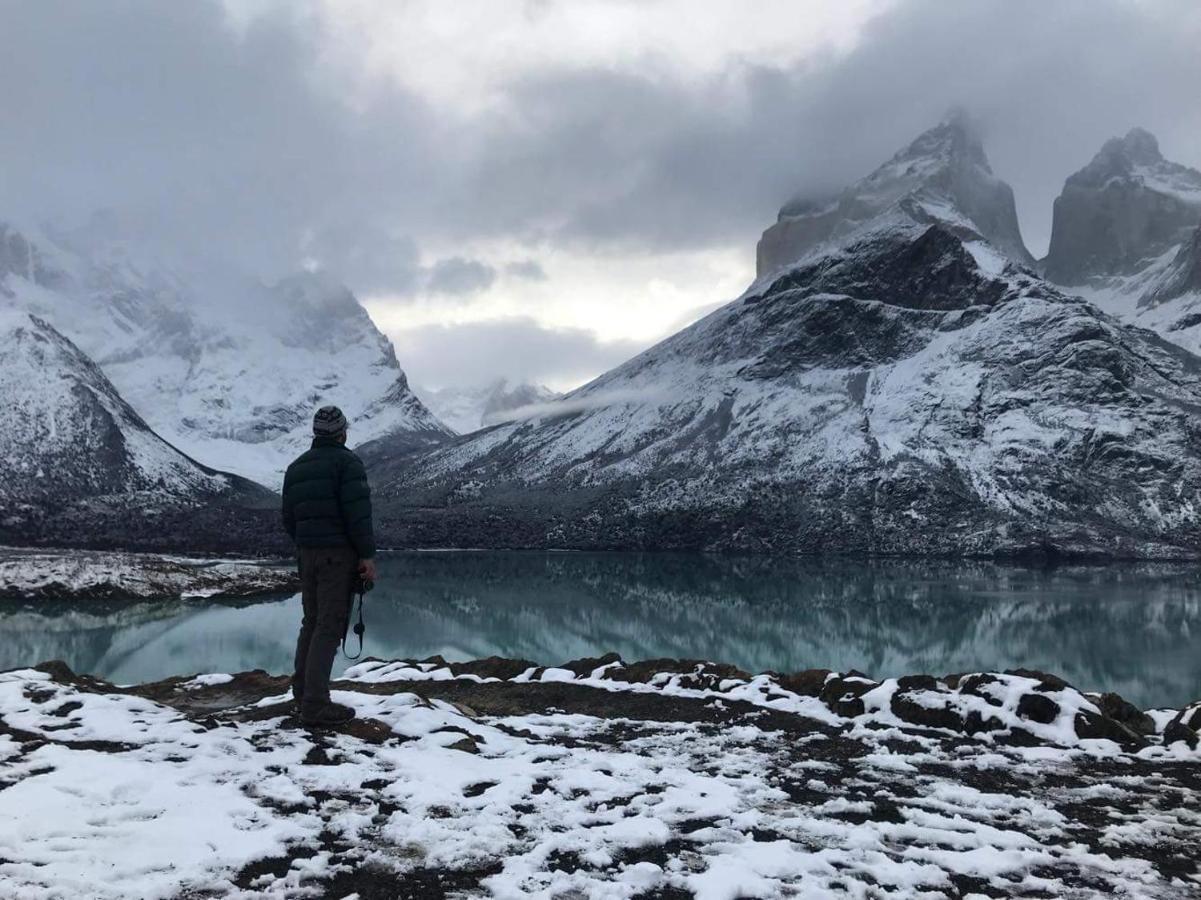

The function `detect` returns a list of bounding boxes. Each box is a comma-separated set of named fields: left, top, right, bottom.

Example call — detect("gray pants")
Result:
left=293, top=546, right=358, bottom=708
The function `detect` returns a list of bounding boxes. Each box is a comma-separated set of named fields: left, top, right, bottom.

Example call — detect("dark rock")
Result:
left=1176, top=703, right=1201, bottom=731
left=890, top=690, right=963, bottom=732
left=604, top=659, right=751, bottom=689
left=1016, top=693, right=1060, bottom=725
left=778, top=669, right=834, bottom=697
left=1088, top=692, right=1156, bottom=736
left=1163, top=719, right=1198, bottom=750
left=819, top=675, right=879, bottom=718
left=963, top=710, right=1006, bottom=735
left=1074, top=712, right=1147, bottom=748
left=444, top=656, right=537, bottom=681
left=1005, top=669, right=1071, bottom=692
left=996, top=727, right=1043, bottom=748
left=558, top=653, right=623, bottom=678
left=958, top=674, right=1002, bottom=704
left=895, top=675, right=938, bottom=692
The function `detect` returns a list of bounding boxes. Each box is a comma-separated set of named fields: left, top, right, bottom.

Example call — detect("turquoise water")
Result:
left=2, top=552, right=1199, bottom=708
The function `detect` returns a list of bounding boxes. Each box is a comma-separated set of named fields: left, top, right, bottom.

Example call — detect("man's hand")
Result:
left=358, top=558, right=377, bottom=582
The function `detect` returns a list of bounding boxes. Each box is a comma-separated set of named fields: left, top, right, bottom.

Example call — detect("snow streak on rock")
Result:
left=0, top=658, right=1197, bottom=898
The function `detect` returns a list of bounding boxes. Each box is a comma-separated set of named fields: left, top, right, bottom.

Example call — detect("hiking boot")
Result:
left=300, top=701, right=356, bottom=728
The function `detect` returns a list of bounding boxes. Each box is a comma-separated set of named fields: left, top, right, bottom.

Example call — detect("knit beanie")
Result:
left=313, top=405, right=348, bottom=437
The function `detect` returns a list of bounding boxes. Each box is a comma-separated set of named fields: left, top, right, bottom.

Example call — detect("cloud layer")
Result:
left=391, top=317, right=643, bottom=391
left=3, top=0, right=1200, bottom=387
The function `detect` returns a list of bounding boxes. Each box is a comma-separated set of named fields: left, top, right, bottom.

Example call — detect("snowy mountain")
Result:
left=415, top=379, right=563, bottom=435
left=0, top=222, right=451, bottom=486
left=0, top=309, right=276, bottom=552
left=1042, top=130, right=1201, bottom=352
left=1044, top=128, right=1201, bottom=284
left=370, top=122, right=1201, bottom=558
left=757, top=114, right=1035, bottom=277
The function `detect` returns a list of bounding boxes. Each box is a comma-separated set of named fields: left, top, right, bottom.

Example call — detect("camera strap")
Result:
left=343, top=587, right=367, bottom=660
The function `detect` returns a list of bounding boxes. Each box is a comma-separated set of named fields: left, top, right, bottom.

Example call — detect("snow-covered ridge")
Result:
left=0, top=310, right=284, bottom=553
left=758, top=114, right=1034, bottom=277
left=0, top=656, right=1196, bottom=898
left=0, top=222, right=451, bottom=487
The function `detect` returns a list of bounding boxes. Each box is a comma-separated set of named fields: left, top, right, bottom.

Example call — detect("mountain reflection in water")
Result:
left=1, top=552, right=1198, bottom=708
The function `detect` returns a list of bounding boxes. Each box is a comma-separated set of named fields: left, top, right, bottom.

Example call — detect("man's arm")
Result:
left=339, top=453, right=376, bottom=562
left=281, top=465, right=297, bottom=540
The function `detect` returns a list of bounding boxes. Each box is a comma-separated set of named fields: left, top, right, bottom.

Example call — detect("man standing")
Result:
left=282, top=405, right=377, bottom=727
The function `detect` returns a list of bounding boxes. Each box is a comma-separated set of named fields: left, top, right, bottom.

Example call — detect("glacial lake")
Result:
left=2, top=551, right=1199, bottom=709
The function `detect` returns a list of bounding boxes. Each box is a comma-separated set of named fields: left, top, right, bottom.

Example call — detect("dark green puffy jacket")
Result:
left=281, top=437, right=376, bottom=559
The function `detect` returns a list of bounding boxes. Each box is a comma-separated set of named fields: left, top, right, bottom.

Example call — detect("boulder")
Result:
left=1087, top=691, right=1156, bottom=736
left=1016, top=693, right=1060, bottom=725
left=778, top=669, right=834, bottom=697
left=819, top=675, right=879, bottom=718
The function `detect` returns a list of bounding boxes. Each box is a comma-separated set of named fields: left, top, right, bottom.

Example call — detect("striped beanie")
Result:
left=313, top=405, right=348, bottom=437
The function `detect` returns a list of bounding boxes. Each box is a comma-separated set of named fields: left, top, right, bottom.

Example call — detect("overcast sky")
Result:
left=3, top=0, right=1200, bottom=390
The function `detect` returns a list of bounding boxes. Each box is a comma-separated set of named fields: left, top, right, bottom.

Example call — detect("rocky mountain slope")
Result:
left=757, top=113, right=1035, bottom=277
left=1042, top=129, right=1201, bottom=353
left=0, top=222, right=450, bottom=487
left=416, top=379, right=563, bottom=435
left=0, top=310, right=281, bottom=552
left=370, top=122, right=1201, bottom=558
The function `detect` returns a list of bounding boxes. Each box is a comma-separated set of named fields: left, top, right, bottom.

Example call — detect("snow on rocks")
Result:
left=1, top=656, right=1197, bottom=898
left=0, top=547, right=296, bottom=602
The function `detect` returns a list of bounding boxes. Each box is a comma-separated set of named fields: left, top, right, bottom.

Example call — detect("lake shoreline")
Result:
left=2, top=655, right=1198, bottom=897
left=0, top=546, right=297, bottom=603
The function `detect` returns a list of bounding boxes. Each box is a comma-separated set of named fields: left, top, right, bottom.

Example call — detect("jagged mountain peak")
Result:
left=1108, top=127, right=1163, bottom=164
left=760, top=116, right=1033, bottom=277
left=1069, top=127, right=1201, bottom=193
left=882, top=111, right=991, bottom=172
left=1045, top=130, right=1201, bottom=286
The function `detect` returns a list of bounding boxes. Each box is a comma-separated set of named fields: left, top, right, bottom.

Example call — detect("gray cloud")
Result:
left=505, top=259, right=548, bottom=281
left=425, top=257, right=497, bottom=295
left=2, top=0, right=1199, bottom=290
left=391, top=317, right=645, bottom=390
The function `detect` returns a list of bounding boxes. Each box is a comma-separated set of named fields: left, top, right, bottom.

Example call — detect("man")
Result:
left=282, top=405, right=377, bottom=727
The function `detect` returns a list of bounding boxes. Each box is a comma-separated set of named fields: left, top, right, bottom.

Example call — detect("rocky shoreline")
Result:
left=1, top=655, right=1198, bottom=898
left=0, top=547, right=297, bottom=603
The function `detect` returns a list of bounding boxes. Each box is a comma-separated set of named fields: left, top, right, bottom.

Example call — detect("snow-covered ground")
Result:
left=0, top=547, right=296, bottom=602
left=0, top=656, right=1197, bottom=898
